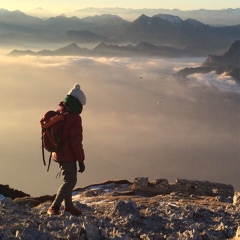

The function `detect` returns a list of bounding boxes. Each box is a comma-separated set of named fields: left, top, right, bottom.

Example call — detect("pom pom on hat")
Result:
left=67, top=83, right=86, bottom=105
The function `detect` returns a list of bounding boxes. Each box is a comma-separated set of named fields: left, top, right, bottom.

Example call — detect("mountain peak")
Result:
left=153, top=13, right=183, bottom=26
left=82, top=14, right=126, bottom=25
left=226, top=40, right=240, bottom=56
left=184, top=18, right=206, bottom=27
left=0, top=8, right=9, bottom=13
left=203, top=40, right=240, bottom=68
left=58, top=42, right=81, bottom=50
left=176, top=40, right=240, bottom=83
left=137, top=14, right=149, bottom=21
left=69, top=42, right=79, bottom=47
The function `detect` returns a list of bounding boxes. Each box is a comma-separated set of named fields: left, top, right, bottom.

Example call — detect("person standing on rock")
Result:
left=47, top=83, right=86, bottom=216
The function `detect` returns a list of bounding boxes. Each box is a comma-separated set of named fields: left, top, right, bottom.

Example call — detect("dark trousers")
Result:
left=52, top=161, right=77, bottom=208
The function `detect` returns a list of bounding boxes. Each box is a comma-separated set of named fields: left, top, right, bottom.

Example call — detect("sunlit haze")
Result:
left=0, top=0, right=239, bottom=14
left=0, top=54, right=239, bottom=196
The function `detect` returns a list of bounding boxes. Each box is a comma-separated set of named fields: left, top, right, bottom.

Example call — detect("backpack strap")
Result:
left=41, top=134, right=52, bottom=172
left=42, top=137, right=46, bottom=166
left=47, top=152, right=52, bottom=172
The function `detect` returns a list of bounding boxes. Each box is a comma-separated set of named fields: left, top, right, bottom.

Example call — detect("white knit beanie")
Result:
left=68, top=83, right=86, bottom=105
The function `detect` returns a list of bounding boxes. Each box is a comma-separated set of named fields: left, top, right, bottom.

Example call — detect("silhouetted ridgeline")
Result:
left=7, top=41, right=204, bottom=58
left=0, top=9, right=239, bottom=55
left=175, top=40, right=240, bottom=83
left=0, top=184, right=30, bottom=199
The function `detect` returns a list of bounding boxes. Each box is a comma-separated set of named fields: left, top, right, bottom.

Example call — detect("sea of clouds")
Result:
left=0, top=55, right=239, bottom=196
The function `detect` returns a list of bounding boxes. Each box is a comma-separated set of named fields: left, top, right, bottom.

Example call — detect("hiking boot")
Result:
left=64, top=205, right=82, bottom=216
left=47, top=205, right=60, bottom=215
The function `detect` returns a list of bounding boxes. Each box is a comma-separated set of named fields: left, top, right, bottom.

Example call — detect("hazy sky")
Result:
left=1, top=0, right=239, bottom=13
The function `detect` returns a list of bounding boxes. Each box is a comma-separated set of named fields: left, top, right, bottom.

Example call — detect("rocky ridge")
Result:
left=175, top=40, right=240, bottom=83
left=1, top=177, right=240, bottom=240
left=7, top=41, right=202, bottom=58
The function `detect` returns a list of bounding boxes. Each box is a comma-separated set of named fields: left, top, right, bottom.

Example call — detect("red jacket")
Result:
left=53, top=111, right=85, bottom=163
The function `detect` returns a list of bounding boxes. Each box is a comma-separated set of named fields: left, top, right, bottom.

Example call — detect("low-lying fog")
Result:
left=0, top=54, right=239, bottom=197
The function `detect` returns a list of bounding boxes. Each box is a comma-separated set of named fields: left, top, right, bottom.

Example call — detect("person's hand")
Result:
left=78, top=161, right=85, bottom=173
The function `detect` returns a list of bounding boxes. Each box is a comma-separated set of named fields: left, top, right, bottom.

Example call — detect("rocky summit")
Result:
left=1, top=177, right=240, bottom=240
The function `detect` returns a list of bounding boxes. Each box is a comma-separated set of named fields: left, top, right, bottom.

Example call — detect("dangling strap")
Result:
left=42, top=137, right=46, bottom=166
left=47, top=152, right=52, bottom=172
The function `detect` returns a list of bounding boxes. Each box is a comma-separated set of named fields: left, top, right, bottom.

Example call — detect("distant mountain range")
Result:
left=7, top=42, right=202, bottom=58
left=0, top=9, right=239, bottom=55
left=73, top=7, right=240, bottom=26
left=116, top=14, right=240, bottom=54
left=174, top=40, right=240, bottom=83
left=8, top=41, right=240, bottom=82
